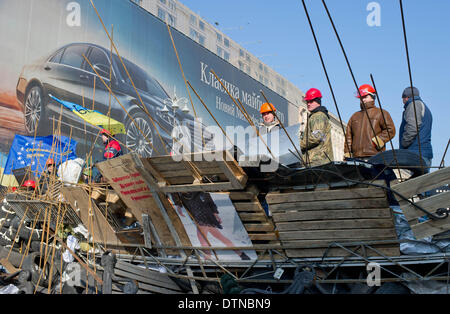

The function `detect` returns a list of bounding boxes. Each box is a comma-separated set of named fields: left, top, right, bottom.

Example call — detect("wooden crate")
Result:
left=228, top=191, right=280, bottom=246
left=266, top=185, right=400, bottom=258
left=391, top=166, right=450, bottom=239
left=140, top=150, right=248, bottom=193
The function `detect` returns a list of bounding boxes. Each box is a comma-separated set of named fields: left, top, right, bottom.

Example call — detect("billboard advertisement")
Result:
left=0, top=0, right=289, bottom=183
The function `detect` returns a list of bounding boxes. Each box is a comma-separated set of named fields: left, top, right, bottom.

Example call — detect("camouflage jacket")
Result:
left=299, top=107, right=334, bottom=167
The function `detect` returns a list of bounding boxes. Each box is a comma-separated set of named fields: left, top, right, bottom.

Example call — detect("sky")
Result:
left=179, top=0, right=450, bottom=168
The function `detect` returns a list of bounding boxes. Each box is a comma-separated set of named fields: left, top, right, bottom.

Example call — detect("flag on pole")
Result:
left=49, top=94, right=126, bottom=135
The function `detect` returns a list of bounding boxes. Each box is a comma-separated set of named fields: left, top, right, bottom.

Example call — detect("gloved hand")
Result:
left=371, top=136, right=385, bottom=151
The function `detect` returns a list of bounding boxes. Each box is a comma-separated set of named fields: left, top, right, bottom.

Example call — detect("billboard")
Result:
left=0, top=0, right=289, bottom=172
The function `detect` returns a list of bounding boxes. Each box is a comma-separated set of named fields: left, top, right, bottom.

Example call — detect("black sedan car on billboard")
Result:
left=16, top=42, right=208, bottom=158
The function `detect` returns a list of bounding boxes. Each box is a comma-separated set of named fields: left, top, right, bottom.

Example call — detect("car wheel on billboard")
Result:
left=24, top=85, right=46, bottom=135
left=125, top=112, right=154, bottom=158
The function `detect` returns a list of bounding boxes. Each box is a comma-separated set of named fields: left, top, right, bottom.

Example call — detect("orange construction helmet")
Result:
left=22, top=180, right=36, bottom=189
left=46, top=158, right=55, bottom=166
left=260, top=102, right=276, bottom=114
left=356, top=84, right=376, bottom=98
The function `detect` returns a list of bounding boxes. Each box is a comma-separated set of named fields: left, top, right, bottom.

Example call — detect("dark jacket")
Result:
left=300, top=106, right=334, bottom=167
left=344, top=101, right=396, bottom=158
left=399, top=96, right=433, bottom=160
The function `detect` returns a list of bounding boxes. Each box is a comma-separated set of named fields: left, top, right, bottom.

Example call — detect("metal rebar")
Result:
left=399, top=0, right=424, bottom=172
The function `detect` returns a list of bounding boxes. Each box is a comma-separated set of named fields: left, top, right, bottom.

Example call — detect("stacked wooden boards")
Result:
left=112, top=260, right=184, bottom=294
left=228, top=191, right=279, bottom=246
left=391, top=166, right=450, bottom=240
left=140, top=150, right=248, bottom=193
left=266, top=184, right=400, bottom=258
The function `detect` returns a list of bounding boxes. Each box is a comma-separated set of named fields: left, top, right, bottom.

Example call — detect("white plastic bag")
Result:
left=57, top=158, right=85, bottom=184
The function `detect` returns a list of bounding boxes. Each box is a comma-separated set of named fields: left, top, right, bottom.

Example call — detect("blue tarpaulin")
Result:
left=3, top=135, right=77, bottom=177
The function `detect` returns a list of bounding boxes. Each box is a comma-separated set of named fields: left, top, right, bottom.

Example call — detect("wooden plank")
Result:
left=233, top=202, right=264, bottom=212
left=249, top=233, right=278, bottom=241
left=141, top=158, right=168, bottom=187
left=411, top=218, right=450, bottom=240
left=159, top=182, right=235, bottom=193
left=400, top=191, right=450, bottom=221
left=105, top=190, right=120, bottom=204
left=113, top=266, right=182, bottom=292
left=286, top=246, right=400, bottom=258
left=113, top=271, right=181, bottom=294
left=391, top=166, right=450, bottom=199
left=276, top=219, right=395, bottom=231
left=142, top=214, right=152, bottom=249
left=269, top=198, right=389, bottom=212
left=279, top=239, right=362, bottom=248
left=238, top=213, right=268, bottom=222
left=228, top=191, right=257, bottom=201
left=266, top=187, right=386, bottom=204
left=96, top=154, right=178, bottom=248
left=61, top=186, right=121, bottom=245
left=159, top=167, right=223, bottom=178
left=242, top=223, right=274, bottom=232
left=115, top=261, right=181, bottom=288
left=0, top=258, right=19, bottom=273
left=278, top=228, right=397, bottom=241
left=273, top=208, right=392, bottom=222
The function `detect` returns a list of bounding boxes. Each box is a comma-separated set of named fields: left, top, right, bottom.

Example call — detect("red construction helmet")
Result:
left=46, top=158, right=55, bottom=166
left=101, top=128, right=112, bottom=136
left=356, top=84, right=376, bottom=98
left=22, top=180, right=36, bottom=189
left=260, top=102, right=276, bottom=114
left=304, top=88, right=322, bottom=101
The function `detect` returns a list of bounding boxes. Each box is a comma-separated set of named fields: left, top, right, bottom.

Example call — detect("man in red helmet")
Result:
left=101, top=129, right=122, bottom=160
left=300, top=88, right=334, bottom=166
left=344, top=84, right=396, bottom=161
left=259, top=102, right=280, bottom=134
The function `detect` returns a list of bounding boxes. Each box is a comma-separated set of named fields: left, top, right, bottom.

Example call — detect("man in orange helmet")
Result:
left=344, top=84, right=396, bottom=161
left=259, top=102, right=280, bottom=135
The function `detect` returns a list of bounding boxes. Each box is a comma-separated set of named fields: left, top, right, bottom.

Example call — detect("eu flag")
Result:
left=3, top=135, right=78, bottom=176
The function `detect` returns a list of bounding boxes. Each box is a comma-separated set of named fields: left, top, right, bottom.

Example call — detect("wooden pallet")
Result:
left=112, top=260, right=183, bottom=294
left=266, top=184, right=400, bottom=258
left=96, top=154, right=192, bottom=252
left=228, top=191, right=280, bottom=246
left=140, top=150, right=248, bottom=193
left=391, top=166, right=450, bottom=239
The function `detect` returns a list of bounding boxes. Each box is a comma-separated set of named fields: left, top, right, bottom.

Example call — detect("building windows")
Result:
left=199, top=34, right=205, bottom=46
left=159, top=0, right=167, bottom=4
left=246, top=65, right=250, bottom=74
left=190, top=28, right=199, bottom=41
left=224, top=51, right=230, bottom=61
left=167, top=13, right=176, bottom=27
left=217, top=46, right=223, bottom=57
left=168, top=0, right=176, bottom=11
left=216, top=32, right=222, bottom=43
left=259, top=63, right=263, bottom=71
left=238, top=61, right=244, bottom=71
left=246, top=53, right=250, bottom=62
left=157, top=7, right=166, bottom=21
left=199, top=20, right=205, bottom=31
left=239, top=49, right=245, bottom=58
left=224, top=38, right=230, bottom=48
left=190, top=14, right=197, bottom=26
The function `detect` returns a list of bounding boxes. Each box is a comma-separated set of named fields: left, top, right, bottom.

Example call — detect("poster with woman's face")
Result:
left=170, top=192, right=257, bottom=261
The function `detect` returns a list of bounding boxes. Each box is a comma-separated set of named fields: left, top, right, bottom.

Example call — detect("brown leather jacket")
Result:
left=344, top=101, right=396, bottom=158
